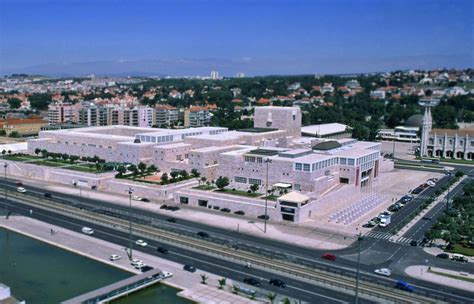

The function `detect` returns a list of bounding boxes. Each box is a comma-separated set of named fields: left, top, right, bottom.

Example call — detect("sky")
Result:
left=0, top=0, right=472, bottom=76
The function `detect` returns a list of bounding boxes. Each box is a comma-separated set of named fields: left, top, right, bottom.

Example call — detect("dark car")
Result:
left=362, top=222, right=375, bottom=228
left=436, top=253, right=450, bottom=259
left=269, top=278, right=286, bottom=288
left=410, top=240, right=418, bottom=247
left=183, top=265, right=196, bottom=272
left=168, top=206, right=180, bottom=211
left=421, top=217, right=431, bottom=221
left=220, top=208, right=231, bottom=213
left=197, top=231, right=210, bottom=238
left=243, top=277, right=261, bottom=287
left=322, top=253, right=336, bottom=261
left=157, top=247, right=169, bottom=254
left=234, top=210, right=245, bottom=216
left=160, top=205, right=168, bottom=210
left=44, top=192, right=53, bottom=198
left=140, top=265, right=154, bottom=272
left=395, top=280, right=414, bottom=292
left=141, top=198, right=150, bottom=203
left=411, top=187, right=423, bottom=195
left=257, top=214, right=270, bottom=220
left=166, top=218, right=176, bottom=223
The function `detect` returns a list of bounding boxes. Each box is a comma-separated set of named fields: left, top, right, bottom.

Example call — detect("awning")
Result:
left=273, top=183, right=292, bottom=188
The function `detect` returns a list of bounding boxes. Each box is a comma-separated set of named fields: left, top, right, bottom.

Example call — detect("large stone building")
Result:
left=427, top=127, right=474, bottom=159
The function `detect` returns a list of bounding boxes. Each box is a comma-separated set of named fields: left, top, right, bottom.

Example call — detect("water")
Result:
left=0, top=227, right=192, bottom=303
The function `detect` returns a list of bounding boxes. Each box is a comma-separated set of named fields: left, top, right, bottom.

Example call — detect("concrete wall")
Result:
left=254, top=107, right=301, bottom=137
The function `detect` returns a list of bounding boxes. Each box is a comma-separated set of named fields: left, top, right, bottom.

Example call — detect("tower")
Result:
left=418, top=98, right=439, bottom=157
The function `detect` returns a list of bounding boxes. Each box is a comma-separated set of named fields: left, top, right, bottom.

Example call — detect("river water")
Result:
left=0, top=227, right=192, bottom=303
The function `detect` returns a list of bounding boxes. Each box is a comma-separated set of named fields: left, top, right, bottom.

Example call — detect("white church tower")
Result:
left=418, top=98, right=439, bottom=157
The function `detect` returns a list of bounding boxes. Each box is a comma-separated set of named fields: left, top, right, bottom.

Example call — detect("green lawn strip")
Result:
left=3, top=155, right=41, bottom=162
left=217, top=189, right=262, bottom=198
left=428, top=269, right=474, bottom=283
left=193, top=185, right=216, bottom=191
left=395, top=161, right=443, bottom=169
left=29, top=160, right=68, bottom=167
left=447, top=243, right=474, bottom=256
left=439, top=158, right=474, bottom=165
left=263, top=195, right=279, bottom=201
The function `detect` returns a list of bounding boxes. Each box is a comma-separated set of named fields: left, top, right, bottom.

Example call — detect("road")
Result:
left=1, top=179, right=473, bottom=303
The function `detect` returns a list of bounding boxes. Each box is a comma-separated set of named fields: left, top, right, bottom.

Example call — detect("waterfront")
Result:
left=0, top=226, right=191, bottom=303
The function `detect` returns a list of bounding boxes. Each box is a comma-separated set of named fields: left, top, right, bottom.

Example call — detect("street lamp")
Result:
left=355, top=232, right=363, bottom=304
left=264, top=158, right=272, bottom=233
left=4, top=163, right=8, bottom=218
left=128, top=187, right=134, bottom=260
left=445, top=172, right=452, bottom=214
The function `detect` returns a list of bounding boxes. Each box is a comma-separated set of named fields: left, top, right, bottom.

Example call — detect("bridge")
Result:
left=62, top=269, right=172, bottom=304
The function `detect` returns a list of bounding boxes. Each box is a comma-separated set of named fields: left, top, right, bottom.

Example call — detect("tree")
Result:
left=170, top=171, right=179, bottom=180
left=250, top=183, right=259, bottom=193
left=282, top=297, right=291, bottom=304
left=1, top=150, right=5, bottom=155
left=117, top=165, right=126, bottom=176
left=69, top=155, right=80, bottom=163
left=218, top=278, right=226, bottom=290
left=180, top=170, right=189, bottom=180
left=40, top=149, right=48, bottom=158
left=191, top=168, right=200, bottom=177
left=215, top=176, right=229, bottom=190
left=161, top=172, right=169, bottom=184
left=148, top=164, right=158, bottom=173
left=266, top=292, right=277, bottom=304
left=200, top=176, right=207, bottom=185
left=9, top=131, right=20, bottom=138
left=61, top=153, right=69, bottom=162
left=7, top=98, right=22, bottom=109
left=200, top=273, right=208, bottom=284
left=34, top=148, right=41, bottom=156
left=28, top=93, right=51, bottom=110
left=138, top=162, right=147, bottom=175
left=0, top=130, right=6, bottom=136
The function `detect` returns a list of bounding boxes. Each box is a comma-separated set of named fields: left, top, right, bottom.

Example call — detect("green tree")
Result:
left=161, top=172, right=169, bottom=184
left=69, top=155, right=80, bottom=163
left=250, top=183, right=259, bottom=193
left=215, top=176, right=229, bottom=190
left=200, top=273, right=208, bottom=284
left=266, top=293, right=277, bottom=304
left=148, top=164, right=158, bottom=173
left=170, top=171, right=179, bottom=180
left=191, top=168, right=200, bottom=177
left=0, top=130, right=6, bottom=136
left=138, top=162, right=147, bottom=175
left=28, top=93, right=51, bottom=110
left=34, top=148, right=41, bottom=156
left=117, top=165, right=126, bottom=176
left=218, top=278, right=226, bottom=290
left=61, top=153, right=69, bottom=162
left=40, top=149, right=48, bottom=158
left=180, top=170, right=189, bottom=180
left=7, top=98, right=22, bottom=109
left=9, top=131, right=20, bottom=138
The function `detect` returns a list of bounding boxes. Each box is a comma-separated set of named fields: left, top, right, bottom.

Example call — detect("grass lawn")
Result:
left=428, top=269, right=474, bottom=283
left=263, top=195, right=279, bottom=201
left=29, top=160, right=69, bottom=167
left=216, top=189, right=262, bottom=198
left=193, top=185, right=216, bottom=190
left=65, top=164, right=111, bottom=173
left=395, top=160, right=443, bottom=169
left=3, top=154, right=42, bottom=162
left=448, top=243, right=474, bottom=256
left=439, top=158, right=474, bottom=165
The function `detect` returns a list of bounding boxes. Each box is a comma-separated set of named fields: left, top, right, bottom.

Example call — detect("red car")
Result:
left=322, top=253, right=336, bottom=261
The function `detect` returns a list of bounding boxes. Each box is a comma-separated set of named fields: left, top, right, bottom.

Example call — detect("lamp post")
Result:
left=4, top=163, right=8, bottom=217
left=445, top=173, right=452, bottom=214
left=264, top=158, right=272, bottom=233
left=355, top=232, right=363, bottom=304
left=128, top=187, right=134, bottom=260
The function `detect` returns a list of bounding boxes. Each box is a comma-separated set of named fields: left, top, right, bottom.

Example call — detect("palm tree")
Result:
left=218, top=278, right=226, bottom=290
left=231, top=284, right=238, bottom=294
left=266, top=292, right=277, bottom=304
left=282, top=297, right=291, bottom=304
left=200, top=273, right=208, bottom=285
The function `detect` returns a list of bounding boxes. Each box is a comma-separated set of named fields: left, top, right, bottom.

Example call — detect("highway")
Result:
left=1, top=179, right=473, bottom=303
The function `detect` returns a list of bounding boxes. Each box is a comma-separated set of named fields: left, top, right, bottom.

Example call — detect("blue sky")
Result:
left=0, top=0, right=472, bottom=76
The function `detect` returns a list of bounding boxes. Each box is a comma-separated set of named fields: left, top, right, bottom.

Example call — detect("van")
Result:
left=451, top=254, right=468, bottom=263
left=81, top=227, right=94, bottom=235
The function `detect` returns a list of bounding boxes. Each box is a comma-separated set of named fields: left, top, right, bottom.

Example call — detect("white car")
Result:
left=109, top=254, right=121, bottom=261
left=134, top=262, right=146, bottom=269
left=135, top=239, right=148, bottom=247
left=382, top=210, right=393, bottom=216
left=132, top=195, right=143, bottom=201
left=374, top=268, right=391, bottom=276
left=16, top=187, right=27, bottom=193
left=131, top=258, right=143, bottom=266
left=427, top=181, right=436, bottom=187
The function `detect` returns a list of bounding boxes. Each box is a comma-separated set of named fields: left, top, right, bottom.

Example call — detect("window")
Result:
left=303, top=164, right=310, bottom=171
left=249, top=178, right=261, bottom=185
left=245, top=156, right=256, bottom=162
left=235, top=176, right=247, bottom=183
left=438, top=139, right=443, bottom=144
left=180, top=197, right=189, bottom=204
left=348, top=159, right=355, bottom=166
left=295, top=163, right=302, bottom=171
left=257, top=157, right=263, bottom=163
left=293, top=184, right=301, bottom=191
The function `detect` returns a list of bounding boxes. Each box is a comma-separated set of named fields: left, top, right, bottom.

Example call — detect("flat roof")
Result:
left=239, top=127, right=279, bottom=133
left=278, top=191, right=310, bottom=203
left=247, top=148, right=286, bottom=156
left=302, top=123, right=349, bottom=136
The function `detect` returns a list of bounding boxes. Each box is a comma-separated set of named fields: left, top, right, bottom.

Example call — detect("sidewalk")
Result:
left=405, top=265, right=474, bottom=292
left=0, top=215, right=281, bottom=303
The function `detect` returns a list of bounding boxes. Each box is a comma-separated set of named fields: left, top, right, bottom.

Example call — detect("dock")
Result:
left=62, top=269, right=172, bottom=304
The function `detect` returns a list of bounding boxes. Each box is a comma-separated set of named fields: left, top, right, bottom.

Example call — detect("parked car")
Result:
left=374, top=268, right=391, bottom=276
left=135, top=239, right=148, bottom=247
left=362, top=222, right=375, bottom=228
left=411, top=187, right=423, bottom=195
left=234, top=210, right=245, bottom=216
left=132, top=195, right=143, bottom=201
left=410, top=240, right=418, bottom=247
left=141, top=198, right=150, bottom=203
left=15, top=181, right=23, bottom=187
left=160, top=205, right=169, bottom=210
left=109, top=254, right=121, bottom=261
left=321, top=253, right=336, bottom=261
left=436, top=253, right=450, bottom=259
left=131, top=259, right=143, bottom=266
left=427, top=181, right=436, bottom=187
left=220, top=208, right=231, bottom=213
left=451, top=254, right=468, bottom=263
left=166, top=218, right=176, bottom=223
left=134, top=262, right=146, bottom=269
left=257, top=214, right=270, bottom=220
left=16, top=187, right=27, bottom=193
left=168, top=206, right=180, bottom=211
left=157, top=247, right=169, bottom=254
left=382, top=210, right=393, bottom=216
left=269, top=278, right=286, bottom=288
left=44, top=192, right=53, bottom=198
left=243, top=277, right=261, bottom=287
left=183, top=265, right=196, bottom=272
left=395, top=280, right=414, bottom=292
left=197, top=231, right=210, bottom=238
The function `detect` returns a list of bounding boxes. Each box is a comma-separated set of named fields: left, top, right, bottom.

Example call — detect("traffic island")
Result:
left=405, top=265, right=474, bottom=292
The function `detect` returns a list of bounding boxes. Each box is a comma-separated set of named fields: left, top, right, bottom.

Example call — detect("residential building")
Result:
left=47, top=103, right=77, bottom=125
left=184, top=106, right=211, bottom=127
left=155, top=105, right=179, bottom=127
left=0, top=117, right=48, bottom=136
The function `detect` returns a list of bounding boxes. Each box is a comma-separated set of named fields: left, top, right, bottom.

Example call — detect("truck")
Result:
left=379, top=215, right=391, bottom=227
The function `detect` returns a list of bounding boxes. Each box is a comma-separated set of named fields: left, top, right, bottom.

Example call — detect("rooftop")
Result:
left=301, top=123, right=349, bottom=137
left=239, top=127, right=279, bottom=133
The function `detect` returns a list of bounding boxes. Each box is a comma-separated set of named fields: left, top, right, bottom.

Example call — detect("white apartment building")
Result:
left=155, top=105, right=179, bottom=127
left=184, top=107, right=211, bottom=127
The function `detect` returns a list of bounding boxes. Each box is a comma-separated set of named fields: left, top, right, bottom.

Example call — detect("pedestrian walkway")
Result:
left=364, top=231, right=392, bottom=240
left=392, top=236, right=414, bottom=245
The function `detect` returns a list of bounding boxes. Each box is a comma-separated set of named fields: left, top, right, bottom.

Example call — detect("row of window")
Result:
left=430, top=138, right=474, bottom=146
left=295, top=157, right=339, bottom=172
left=356, top=152, right=378, bottom=166
left=61, top=141, right=112, bottom=149
left=234, top=176, right=262, bottom=185
left=244, top=156, right=263, bottom=163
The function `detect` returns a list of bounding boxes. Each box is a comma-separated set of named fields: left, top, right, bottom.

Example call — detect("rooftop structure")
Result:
left=301, top=123, right=351, bottom=139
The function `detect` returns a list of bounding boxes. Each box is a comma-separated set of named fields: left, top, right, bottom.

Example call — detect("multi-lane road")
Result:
left=1, top=173, right=473, bottom=303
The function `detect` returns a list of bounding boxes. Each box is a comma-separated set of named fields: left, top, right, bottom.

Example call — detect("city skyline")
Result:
left=0, top=0, right=472, bottom=76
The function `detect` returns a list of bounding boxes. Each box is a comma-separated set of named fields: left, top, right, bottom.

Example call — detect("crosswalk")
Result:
left=364, top=231, right=415, bottom=245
